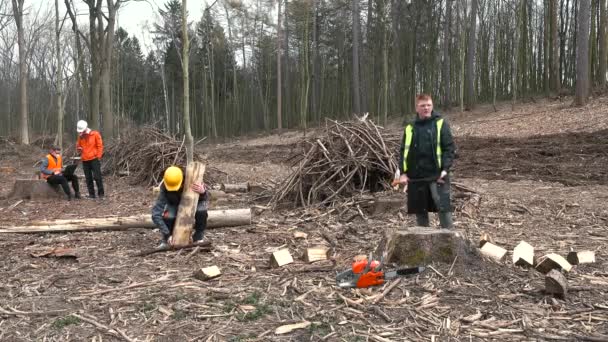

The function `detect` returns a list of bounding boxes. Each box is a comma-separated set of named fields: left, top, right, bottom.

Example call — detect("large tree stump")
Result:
left=375, top=227, right=470, bottom=266
left=8, top=179, right=63, bottom=200
left=172, top=162, right=206, bottom=246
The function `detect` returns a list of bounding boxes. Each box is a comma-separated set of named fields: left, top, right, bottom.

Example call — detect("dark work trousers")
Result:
left=162, top=201, right=208, bottom=241
left=82, top=158, right=104, bottom=197
left=413, top=178, right=453, bottom=229
left=46, top=174, right=80, bottom=199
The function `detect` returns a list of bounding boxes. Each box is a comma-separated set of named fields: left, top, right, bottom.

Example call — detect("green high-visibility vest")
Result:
left=402, top=118, right=444, bottom=173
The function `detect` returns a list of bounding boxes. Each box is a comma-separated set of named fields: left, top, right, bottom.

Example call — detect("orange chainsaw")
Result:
left=336, top=254, right=425, bottom=288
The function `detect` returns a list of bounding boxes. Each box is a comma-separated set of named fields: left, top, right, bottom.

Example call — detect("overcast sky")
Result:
left=28, top=0, right=211, bottom=51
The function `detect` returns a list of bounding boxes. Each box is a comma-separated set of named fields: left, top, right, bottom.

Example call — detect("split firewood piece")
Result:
left=172, top=162, right=206, bottom=246
left=270, top=249, right=293, bottom=268
left=566, top=250, right=596, bottom=265
left=480, top=242, right=507, bottom=261
left=221, top=182, right=250, bottom=193
left=304, top=247, right=329, bottom=263
left=193, top=266, right=222, bottom=281
left=479, top=232, right=493, bottom=248
left=535, top=253, right=572, bottom=274
left=275, top=321, right=311, bottom=335
left=512, top=241, right=535, bottom=267
left=545, top=269, right=568, bottom=296
left=293, top=231, right=308, bottom=239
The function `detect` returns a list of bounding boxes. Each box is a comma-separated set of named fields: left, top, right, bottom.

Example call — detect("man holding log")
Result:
left=151, top=166, right=209, bottom=248
left=396, top=94, right=456, bottom=229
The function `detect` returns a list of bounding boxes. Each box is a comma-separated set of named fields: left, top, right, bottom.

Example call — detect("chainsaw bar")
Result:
left=384, top=266, right=426, bottom=279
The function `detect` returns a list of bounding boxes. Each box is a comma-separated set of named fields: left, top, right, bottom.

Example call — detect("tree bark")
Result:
left=600, top=0, right=607, bottom=87
left=574, top=0, right=591, bottom=106
left=351, top=0, right=361, bottom=114
left=12, top=0, right=29, bottom=145
left=171, top=161, right=205, bottom=245
left=465, top=0, right=477, bottom=110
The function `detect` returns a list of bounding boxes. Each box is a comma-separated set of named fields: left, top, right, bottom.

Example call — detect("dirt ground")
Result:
left=0, top=97, right=607, bottom=341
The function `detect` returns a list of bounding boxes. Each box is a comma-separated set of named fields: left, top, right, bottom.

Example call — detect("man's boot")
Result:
left=416, top=213, right=430, bottom=227
left=439, top=211, right=453, bottom=229
left=74, top=192, right=81, bottom=199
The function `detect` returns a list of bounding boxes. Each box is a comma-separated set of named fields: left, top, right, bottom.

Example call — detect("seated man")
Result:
left=40, top=145, right=81, bottom=200
left=151, top=166, right=209, bottom=248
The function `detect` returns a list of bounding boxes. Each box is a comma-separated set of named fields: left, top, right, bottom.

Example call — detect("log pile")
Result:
left=102, top=126, right=223, bottom=186
left=271, top=116, right=400, bottom=207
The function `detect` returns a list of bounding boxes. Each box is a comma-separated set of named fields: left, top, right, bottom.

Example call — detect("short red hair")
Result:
left=415, top=94, right=433, bottom=103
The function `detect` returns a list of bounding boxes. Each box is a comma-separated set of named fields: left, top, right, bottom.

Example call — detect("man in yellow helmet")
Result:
left=151, top=166, right=209, bottom=248
left=396, top=94, right=456, bottom=229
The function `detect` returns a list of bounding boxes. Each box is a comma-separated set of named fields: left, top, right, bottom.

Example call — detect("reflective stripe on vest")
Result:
left=41, top=154, right=62, bottom=179
left=402, top=118, right=444, bottom=173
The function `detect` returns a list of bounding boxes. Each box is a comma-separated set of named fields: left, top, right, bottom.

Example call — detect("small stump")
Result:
left=376, top=227, right=469, bottom=266
left=9, top=179, right=63, bottom=200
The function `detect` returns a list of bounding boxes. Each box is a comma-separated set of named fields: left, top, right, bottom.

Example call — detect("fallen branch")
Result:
left=134, top=241, right=213, bottom=257
left=71, top=313, right=136, bottom=342
left=371, top=278, right=402, bottom=304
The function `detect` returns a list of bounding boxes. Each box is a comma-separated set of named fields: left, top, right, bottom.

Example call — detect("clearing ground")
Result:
left=0, top=96, right=607, bottom=341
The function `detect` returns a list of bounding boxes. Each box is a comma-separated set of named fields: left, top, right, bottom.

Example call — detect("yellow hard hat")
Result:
left=163, top=166, right=183, bottom=191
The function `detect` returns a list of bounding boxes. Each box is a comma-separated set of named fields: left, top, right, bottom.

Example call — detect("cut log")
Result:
left=0, top=208, right=252, bottom=233
left=8, top=179, right=64, bottom=200
left=221, top=182, right=250, bottom=193
left=304, top=247, right=329, bottom=263
left=545, top=269, right=568, bottom=296
left=512, top=241, right=535, bottom=267
left=293, top=231, right=308, bottom=239
left=193, top=266, right=222, bottom=281
left=535, top=253, right=572, bottom=274
left=270, top=249, right=293, bottom=268
left=479, top=231, right=493, bottom=248
left=480, top=242, right=508, bottom=262
left=566, top=250, right=596, bottom=265
left=172, top=162, right=206, bottom=246
left=375, top=227, right=471, bottom=266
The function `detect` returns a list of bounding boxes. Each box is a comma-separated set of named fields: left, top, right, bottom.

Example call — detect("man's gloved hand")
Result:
left=437, top=170, right=448, bottom=184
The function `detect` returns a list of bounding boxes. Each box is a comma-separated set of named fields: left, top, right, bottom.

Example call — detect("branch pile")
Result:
left=103, top=126, right=222, bottom=186
left=271, top=116, right=401, bottom=207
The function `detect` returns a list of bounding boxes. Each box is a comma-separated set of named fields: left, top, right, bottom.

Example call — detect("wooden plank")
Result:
left=172, top=162, right=206, bottom=245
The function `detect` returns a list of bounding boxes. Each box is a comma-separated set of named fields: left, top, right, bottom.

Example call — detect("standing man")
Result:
left=151, top=166, right=209, bottom=248
left=397, top=94, right=456, bottom=228
left=76, top=120, right=105, bottom=199
left=40, top=145, right=81, bottom=200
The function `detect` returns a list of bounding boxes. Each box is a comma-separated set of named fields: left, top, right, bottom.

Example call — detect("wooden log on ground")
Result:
left=545, top=269, right=568, bottom=296
left=304, top=247, right=329, bottom=263
left=566, top=250, right=596, bottom=265
left=0, top=208, right=252, bottom=233
left=536, top=253, right=572, bottom=274
left=375, top=227, right=471, bottom=266
left=270, top=249, right=293, bottom=268
left=173, top=162, right=206, bottom=246
left=512, top=241, right=535, bottom=267
left=221, top=182, right=250, bottom=193
left=8, top=179, right=64, bottom=200
left=193, top=266, right=222, bottom=281
left=480, top=242, right=508, bottom=262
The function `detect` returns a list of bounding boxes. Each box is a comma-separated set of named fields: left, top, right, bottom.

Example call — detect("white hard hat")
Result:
left=76, top=120, right=88, bottom=133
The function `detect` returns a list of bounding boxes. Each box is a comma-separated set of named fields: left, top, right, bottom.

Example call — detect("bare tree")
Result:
left=600, top=0, right=607, bottom=88
left=351, top=0, right=361, bottom=114
left=574, top=0, right=591, bottom=106
left=182, top=0, right=193, bottom=163
left=276, top=0, right=282, bottom=133
left=465, top=0, right=477, bottom=110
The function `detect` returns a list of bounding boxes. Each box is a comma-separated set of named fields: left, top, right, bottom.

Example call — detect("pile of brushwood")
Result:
left=271, top=116, right=402, bottom=207
left=103, top=126, right=220, bottom=186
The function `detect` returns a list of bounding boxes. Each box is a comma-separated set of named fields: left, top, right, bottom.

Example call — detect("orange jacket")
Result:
left=41, top=154, right=62, bottom=179
left=77, top=130, right=104, bottom=161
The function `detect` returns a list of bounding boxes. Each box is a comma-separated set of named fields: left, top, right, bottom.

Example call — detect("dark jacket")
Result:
left=398, top=111, right=456, bottom=179
left=151, top=182, right=209, bottom=236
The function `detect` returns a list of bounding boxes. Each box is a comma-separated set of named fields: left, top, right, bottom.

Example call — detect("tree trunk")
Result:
left=574, top=0, right=591, bottom=106
left=352, top=0, right=361, bottom=114
left=465, top=0, right=477, bottom=110
left=443, top=0, right=452, bottom=110
left=283, top=0, right=291, bottom=127
left=183, top=0, right=193, bottom=163
left=277, top=0, right=283, bottom=133
left=55, top=0, right=63, bottom=149
left=551, top=0, right=561, bottom=92
left=88, top=1, right=101, bottom=130
left=600, top=0, right=607, bottom=87
left=12, top=0, right=29, bottom=145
